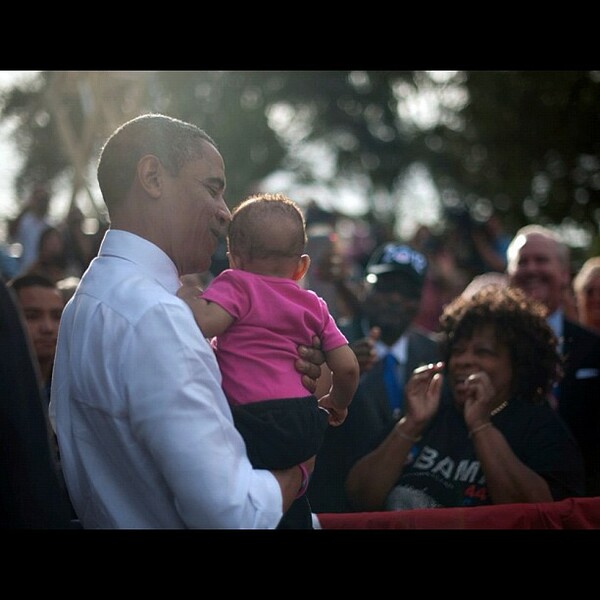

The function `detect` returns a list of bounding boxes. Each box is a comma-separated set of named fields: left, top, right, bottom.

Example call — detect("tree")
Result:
left=0, top=71, right=153, bottom=219
left=2, top=70, right=599, bottom=260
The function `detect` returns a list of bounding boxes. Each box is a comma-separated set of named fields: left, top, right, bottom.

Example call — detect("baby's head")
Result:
left=227, top=193, right=309, bottom=279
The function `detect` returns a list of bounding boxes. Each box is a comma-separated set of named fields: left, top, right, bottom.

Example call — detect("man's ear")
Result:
left=137, top=155, right=162, bottom=199
left=292, top=254, right=311, bottom=281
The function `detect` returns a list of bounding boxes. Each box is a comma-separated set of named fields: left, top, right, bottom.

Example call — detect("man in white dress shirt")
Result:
left=50, top=114, right=323, bottom=528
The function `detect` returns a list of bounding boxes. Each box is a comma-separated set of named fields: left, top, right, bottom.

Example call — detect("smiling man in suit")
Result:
left=506, top=224, right=600, bottom=497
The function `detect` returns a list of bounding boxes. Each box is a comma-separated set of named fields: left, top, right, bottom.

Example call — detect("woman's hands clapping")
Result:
left=461, top=371, right=499, bottom=431
left=403, top=361, right=445, bottom=429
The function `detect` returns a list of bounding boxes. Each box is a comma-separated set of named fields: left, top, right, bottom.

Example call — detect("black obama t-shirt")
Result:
left=384, top=399, right=585, bottom=510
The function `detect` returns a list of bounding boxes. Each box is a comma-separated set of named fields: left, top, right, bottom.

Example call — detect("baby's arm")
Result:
left=318, top=344, right=360, bottom=426
left=176, top=286, right=234, bottom=338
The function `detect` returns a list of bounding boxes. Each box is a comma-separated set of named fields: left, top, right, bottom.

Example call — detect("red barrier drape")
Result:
left=317, top=496, right=600, bottom=529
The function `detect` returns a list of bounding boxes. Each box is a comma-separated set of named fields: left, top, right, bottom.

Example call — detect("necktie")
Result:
left=383, top=353, right=403, bottom=419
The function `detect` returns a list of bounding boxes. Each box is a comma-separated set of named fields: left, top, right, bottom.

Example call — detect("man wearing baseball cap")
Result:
left=308, top=243, right=441, bottom=514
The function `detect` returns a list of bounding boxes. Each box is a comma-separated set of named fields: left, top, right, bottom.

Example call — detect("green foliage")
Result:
left=442, top=71, right=600, bottom=235
left=0, top=72, right=70, bottom=195
left=2, top=70, right=599, bottom=258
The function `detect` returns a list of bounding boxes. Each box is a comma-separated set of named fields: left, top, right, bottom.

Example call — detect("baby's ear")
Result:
left=292, top=254, right=311, bottom=281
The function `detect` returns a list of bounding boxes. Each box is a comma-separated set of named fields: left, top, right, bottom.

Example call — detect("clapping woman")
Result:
left=346, top=286, right=586, bottom=511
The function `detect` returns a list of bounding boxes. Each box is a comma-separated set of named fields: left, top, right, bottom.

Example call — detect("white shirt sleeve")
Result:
left=121, top=300, right=283, bottom=528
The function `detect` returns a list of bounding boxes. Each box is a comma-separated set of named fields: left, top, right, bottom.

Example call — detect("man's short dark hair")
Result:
left=7, top=273, right=57, bottom=293
left=97, top=113, right=216, bottom=212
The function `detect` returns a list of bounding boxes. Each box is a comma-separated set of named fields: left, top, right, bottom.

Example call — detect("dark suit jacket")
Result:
left=557, top=318, right=600, bottom=497
left=307, top=327, right=441, bottom=513
left=0, top=280, right=73, bottom=528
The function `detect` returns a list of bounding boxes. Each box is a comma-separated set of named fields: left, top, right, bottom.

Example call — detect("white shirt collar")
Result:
left=99, top=229, right=181, bottom=295
left=546, top=308, right=564, bottom=340
left=375, top=334, right=408, bottom=363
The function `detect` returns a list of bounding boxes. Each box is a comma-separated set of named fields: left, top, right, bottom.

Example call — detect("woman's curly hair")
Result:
left=439, top=285, right=563, bottom=404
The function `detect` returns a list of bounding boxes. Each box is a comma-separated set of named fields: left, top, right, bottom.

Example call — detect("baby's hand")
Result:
left=318, top=395, right=348, bottom=426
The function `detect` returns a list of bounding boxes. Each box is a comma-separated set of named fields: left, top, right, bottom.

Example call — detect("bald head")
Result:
left=506, top=225, right=571, bottom=313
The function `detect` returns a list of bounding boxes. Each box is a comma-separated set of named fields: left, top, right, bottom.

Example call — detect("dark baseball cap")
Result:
left=366, top=243, right=428, bottom=291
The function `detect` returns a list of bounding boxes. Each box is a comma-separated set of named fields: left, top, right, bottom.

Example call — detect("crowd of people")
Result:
left=345, top=286, right=585, bottom=511
left=2, top=111, right=599, bottom=529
